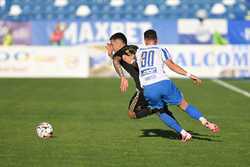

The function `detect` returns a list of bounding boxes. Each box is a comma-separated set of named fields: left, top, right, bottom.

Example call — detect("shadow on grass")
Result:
left=139, top=129, right=222, bottom=142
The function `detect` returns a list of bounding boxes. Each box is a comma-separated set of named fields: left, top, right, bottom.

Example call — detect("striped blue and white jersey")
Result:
left=136, top=45, right=172, bottom=86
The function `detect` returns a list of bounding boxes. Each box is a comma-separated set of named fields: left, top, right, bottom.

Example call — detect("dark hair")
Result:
left=144, top=29, right=157, bottom=40
left=110, top=32, right=127, bottom=45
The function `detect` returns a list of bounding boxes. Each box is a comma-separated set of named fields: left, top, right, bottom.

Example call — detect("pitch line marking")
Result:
left=212, top=79, right=250, bottom=98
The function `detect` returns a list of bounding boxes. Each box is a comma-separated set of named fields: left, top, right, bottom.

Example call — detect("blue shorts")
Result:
left=143, top=80, right=183, bottom=109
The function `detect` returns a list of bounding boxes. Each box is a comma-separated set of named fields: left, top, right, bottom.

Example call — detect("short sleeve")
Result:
left=161, top=48, right=172, bottom=61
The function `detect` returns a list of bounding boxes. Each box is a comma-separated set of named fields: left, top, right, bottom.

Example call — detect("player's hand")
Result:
left=190, top=75, right=202, bottom=86
left=105, top=43, right=113, bottom=58
left=120, top=76, right=129, bottom=93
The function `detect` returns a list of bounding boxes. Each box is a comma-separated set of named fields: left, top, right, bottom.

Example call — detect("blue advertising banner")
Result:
left=1, top=19, right=245, bottom=45
left=228, top=21, right=250, bottom=44
left=31, top=20, right=178, bottom=45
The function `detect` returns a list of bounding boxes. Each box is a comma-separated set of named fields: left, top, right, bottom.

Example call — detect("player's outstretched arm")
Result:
left=113, top=56, right=129, bottom=92
left=165, top=59, right=202, bottom=85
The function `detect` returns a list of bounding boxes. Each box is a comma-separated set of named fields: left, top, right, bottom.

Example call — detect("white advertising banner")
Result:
left=0, top=45, right=249, bottom=78
left=87, top=44, right=250, bottom=78
left=0, top=46, right=89, bottom=77
left=164, top=45, right=250, bottom=78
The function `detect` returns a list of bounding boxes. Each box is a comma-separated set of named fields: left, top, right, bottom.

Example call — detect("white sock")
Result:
left=180, top=129, right=187, bottom=136
left=199, top=117, right=208, bottom=125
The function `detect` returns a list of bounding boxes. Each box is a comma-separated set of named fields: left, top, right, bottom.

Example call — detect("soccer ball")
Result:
left=36, top=122, right=53, bottom=139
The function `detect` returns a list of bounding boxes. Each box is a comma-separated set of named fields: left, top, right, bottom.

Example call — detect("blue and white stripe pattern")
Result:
left=161, top=48, right=171, bottom=60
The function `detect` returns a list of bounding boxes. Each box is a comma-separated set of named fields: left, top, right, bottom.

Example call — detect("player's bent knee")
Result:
left=128, top=110, right=136, bottom=119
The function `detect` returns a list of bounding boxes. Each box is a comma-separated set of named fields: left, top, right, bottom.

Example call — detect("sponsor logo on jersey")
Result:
left=141, top=67, right=157, bottom=76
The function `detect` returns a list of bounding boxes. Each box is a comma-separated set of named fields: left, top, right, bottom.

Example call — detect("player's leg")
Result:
left=163, top=105, right=178, bottom=122
left=128, top=91, right=153, bottom=119
left=178, top=99, right=220, bottom=133
left=144, top=82, right=191, bottom=142
left=161, top=80, right=219, bottom=133
left=157, top=110, right=191, bottom=142
left=127, top=91, right=140, bottom=119
left=178, top=99, right=203, bottom=121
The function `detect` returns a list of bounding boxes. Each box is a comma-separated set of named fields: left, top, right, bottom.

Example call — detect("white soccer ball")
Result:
left=36, top=122, right=53, bottom=139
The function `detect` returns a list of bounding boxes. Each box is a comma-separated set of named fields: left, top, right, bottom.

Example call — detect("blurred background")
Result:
left=0, top=0, right=249, bottom=78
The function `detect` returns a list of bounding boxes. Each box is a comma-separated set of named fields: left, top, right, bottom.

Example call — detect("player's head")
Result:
left=110, top=32, right=127, bottom=52
left=144, top=29, right=158, bottom=45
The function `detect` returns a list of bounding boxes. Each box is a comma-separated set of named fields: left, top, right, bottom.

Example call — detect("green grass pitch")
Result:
left=0, top=78, right=250, bottom=167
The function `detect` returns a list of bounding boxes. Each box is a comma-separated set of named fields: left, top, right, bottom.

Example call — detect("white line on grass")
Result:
left=212, top=79, right=250, bottom=98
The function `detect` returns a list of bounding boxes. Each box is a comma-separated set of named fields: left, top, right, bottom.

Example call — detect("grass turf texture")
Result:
left=0, top=78, right=249, bottom=167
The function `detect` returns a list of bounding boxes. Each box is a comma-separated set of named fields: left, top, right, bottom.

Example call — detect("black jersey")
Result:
left=113, top=45, right=142, bottom=91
